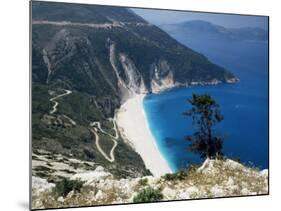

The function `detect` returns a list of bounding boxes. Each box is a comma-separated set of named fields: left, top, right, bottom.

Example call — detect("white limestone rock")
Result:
left=70, top=166, right=113, bottom=185
left=162, top=187, right=177, bottom=200
left=57, top=196, right=64, bottom=203
left=95, top=190, right=106, bottom=201
left=32, top=176, right=55, bottom=194
left=210, top=184, right=225, bottom=197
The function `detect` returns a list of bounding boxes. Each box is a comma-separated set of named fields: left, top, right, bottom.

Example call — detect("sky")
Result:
left=132, top=8, right=268, bottom=29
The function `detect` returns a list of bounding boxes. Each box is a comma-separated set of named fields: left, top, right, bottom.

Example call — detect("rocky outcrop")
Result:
left=32, top=177, right=55, bottom=195
left=119, top=53, right=147, bottom=94
left=108, top=39, right=148, bottom=102
left=150, top=59, right=177, bottom=93
left=32, top=158, right=268, bottom=209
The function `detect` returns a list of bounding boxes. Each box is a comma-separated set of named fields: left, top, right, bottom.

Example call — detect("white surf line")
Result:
left=89, top=120, right=118, bottom=162
left=49, top=89, right=72, bottom=114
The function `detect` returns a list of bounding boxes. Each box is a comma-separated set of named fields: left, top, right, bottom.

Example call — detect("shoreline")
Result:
left=115, top=94, right=172, bottom=177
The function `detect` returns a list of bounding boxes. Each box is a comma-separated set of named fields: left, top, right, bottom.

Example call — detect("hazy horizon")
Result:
left=132, top=8, right=268, bottom=29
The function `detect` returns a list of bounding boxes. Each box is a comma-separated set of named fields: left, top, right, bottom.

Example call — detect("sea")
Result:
left=143, top=37, right=269, bottom=172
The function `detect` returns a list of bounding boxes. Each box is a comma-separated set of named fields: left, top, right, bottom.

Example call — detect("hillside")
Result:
left=32, top=2, right=238, bottom=179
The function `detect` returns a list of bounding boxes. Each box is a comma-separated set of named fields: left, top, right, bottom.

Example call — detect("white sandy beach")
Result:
left=115, top=94, right=172, bottom=177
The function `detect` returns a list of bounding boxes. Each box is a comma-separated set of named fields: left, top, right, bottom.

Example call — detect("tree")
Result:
left=184, top=94, right=224, bottom=158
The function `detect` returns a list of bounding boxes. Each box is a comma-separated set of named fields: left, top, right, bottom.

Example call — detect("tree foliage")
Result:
left=52, top=178, right=84, bottom=198
left=184, top=94, right=224, bottom=158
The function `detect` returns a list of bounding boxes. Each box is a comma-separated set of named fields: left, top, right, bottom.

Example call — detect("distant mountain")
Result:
left=161, top=20, right=268, bottom=42
left=32, top=2, right=237, bottom=179
left=159, top=20, right=268, bottom=75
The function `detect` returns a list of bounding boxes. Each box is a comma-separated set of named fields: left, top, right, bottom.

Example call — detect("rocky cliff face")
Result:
left=32, top=157, right=268, bottom=209
left=150, top=59, right=178, bottom=93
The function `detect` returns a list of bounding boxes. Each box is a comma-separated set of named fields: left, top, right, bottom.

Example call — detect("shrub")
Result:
left=133, top=187, right=163, bottom=203
left=214, top=154, right=226, bottom=161
left=138, top=178, right=148, bottom=186
left=186, top=164, right=200, bottom=174
left=162, top=173, right=177, bottom=181
left=52, top=178, right=84, bottom=198
left=162, top=170, right=188, bottom=181
left=175, top=170, right=188, bottom=180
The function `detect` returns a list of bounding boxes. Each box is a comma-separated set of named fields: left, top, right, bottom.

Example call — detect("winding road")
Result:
left=49, top=89, right=72, bottom=114
left=49, top=88, right=118, bottom=162
left=32, top=20, right=151, bottom=29
left=89, top=119, right=119, bottom=162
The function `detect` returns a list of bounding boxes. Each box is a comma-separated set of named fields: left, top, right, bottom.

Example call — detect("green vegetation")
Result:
left=186, top=164, right=200, bottom=174
left=100, top=120, right=116, bottom=136
left=32, top=83, right=52, bottom=114
left=133, top=187, right=163, bottom=203
left=162, top=164, right=200, bottom=181
left=52, top=178, right=84, bottom=198
left=97, top=132, right=115, bottom=156
left=215, top=154, right=227, bottom=161
left=184, top=94, right=224, bottom=158
left=34, top=166, right=52, bottom=172
left=138, top=178, right=148, bottom=186
left=57, top=91, right=103, bottom=125
left=32, top=84, right=150, bottom=178
left=32, top=1, right=145, bottom=24
left=162, top=170, right=188, bottom=181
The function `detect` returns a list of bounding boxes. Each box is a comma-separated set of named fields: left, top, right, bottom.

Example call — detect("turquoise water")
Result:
left=143, top=39, right=268, bottom=172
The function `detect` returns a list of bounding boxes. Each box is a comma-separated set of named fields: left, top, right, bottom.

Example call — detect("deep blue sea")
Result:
left=143, top=38, right=269, bottom=172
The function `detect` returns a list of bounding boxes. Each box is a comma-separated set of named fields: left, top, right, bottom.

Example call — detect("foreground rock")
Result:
left=32, top=158, right=268, bottom=209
